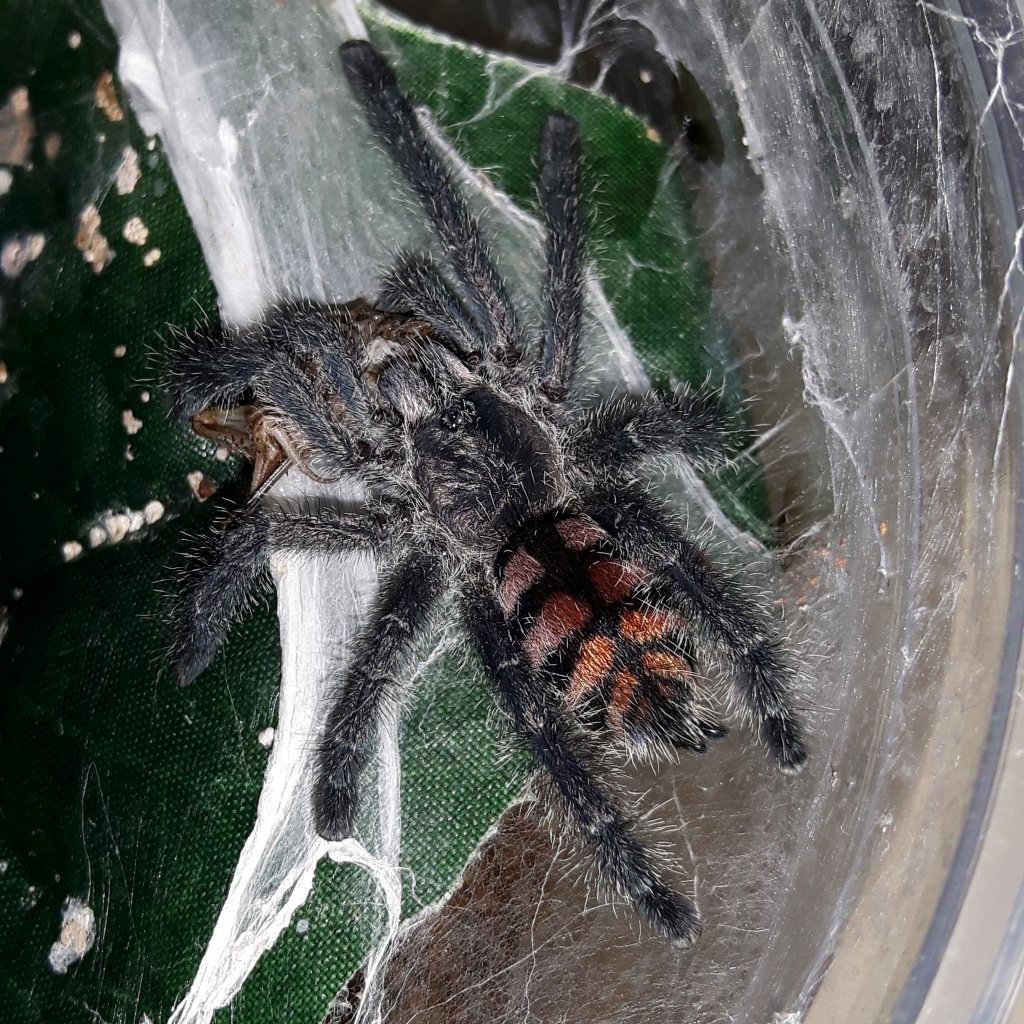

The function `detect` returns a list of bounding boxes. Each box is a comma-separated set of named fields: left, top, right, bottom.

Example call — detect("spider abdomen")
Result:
left=496, top=512, right=727, bottom=757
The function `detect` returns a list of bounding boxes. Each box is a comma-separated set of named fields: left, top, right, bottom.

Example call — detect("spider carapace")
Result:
left=167, top=39, right=807, bottom=947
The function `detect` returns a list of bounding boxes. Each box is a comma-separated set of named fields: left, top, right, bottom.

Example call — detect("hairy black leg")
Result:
left=315, top=547, right=447, bottom=840
left=539, top=112, right=585, bottom=403
left=339, top=40, right=521, bottom=362
left=253, top=349, right=371, bottom=476
left=165, top=301, right=368, bottom=422
left=165, top=318, right=272, bottom=420
left=569, top=390, right=731, bottom=478
left=258, top=301, right=368, bottom=417
left=589, top=489, right=808, bottom=771
left=171, top=504, right=396, bottom=686
left=171, top=506, right=269, bottom=686
left=379, top=255, right=483, bottom=360
left=465, top=583, right=702, bottom=946
left=267, top=504, right=403, bottom=560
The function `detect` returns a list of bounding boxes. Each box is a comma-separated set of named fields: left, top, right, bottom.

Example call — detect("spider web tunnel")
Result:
left=0, top=0, right=1021, bottom=1022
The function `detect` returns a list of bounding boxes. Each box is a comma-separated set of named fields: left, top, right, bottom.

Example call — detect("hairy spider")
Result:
left=166, top=39, right=807, bottom=946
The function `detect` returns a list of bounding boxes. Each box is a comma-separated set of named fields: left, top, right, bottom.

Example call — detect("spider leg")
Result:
left=339, top=40, right=522, bottom=363
left=214, top=307, right=381, bottom=476
left=379, top=255, right=484, bottom=362
left=165, top=317, right=272, bottom=421
left=538, top=112, right=585, bottom=403
left=569, top=390, right=731, bottom=478
left=465, top=583, right=702, bottom=946
left=170, top=504, right=397, bottom=686
left=259, top=301, right=369, bottom=418
left=588, top=489, right=808, bottom=771
left=253, top=350, right=369, bottom=475
left=165, top=301, right=368, bottom=423
left=170, top=505, right=270, bottom=687
left=314, top=547, right=448, bottom=840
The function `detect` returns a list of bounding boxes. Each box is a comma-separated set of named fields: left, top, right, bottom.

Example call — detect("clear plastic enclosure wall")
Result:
left=102, top=0, right=1024, bottom=1022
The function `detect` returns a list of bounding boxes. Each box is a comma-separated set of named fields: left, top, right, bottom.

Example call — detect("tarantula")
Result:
left=167, top=39, right=807, bottom=946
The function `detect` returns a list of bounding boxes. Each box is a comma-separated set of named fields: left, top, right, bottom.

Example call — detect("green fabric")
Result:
left=0, top=5, right=767, bottom=1023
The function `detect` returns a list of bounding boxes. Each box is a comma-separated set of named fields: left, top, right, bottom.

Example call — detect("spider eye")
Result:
left=441, top=397, right=478, bottom=431
left=442, top=405, right=466, bottom=430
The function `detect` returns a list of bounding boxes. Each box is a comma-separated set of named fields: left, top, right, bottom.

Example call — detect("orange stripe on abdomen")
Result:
left=608, top=670, right=640, bottom=729
left=498, top=546, right=545, bottom=615
left=641, top=650, right=692, bottom=677
left=555, top=515, right=608, bottom=551
left=564, top=635, right=616, bottom=707
left=588, top=558, right=648, bottom=604
left=619, top=608, right=687, bottom=643
left=524, top=591, right=593, bottom=667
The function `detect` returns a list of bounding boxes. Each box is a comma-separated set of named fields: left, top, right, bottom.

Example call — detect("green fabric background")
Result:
left=0, top=5, right=766, bottom=1022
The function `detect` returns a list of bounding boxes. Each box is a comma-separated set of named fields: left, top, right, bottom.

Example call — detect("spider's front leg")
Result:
left=465, top=581, right=702, bottom=946
left=589, top=488, right=808, bottom=771
left=165, top=301, right=368, bottom=423
left=164, top=313, right=263, bottom=420
left=170, top=504, right=398, bottom=686
left=314, top=546, right=449, bottom=840
left=339, top=40, right=522, bottom=363
left=538, top=111, right=585, bottom=403
left=378, top=255, right=483, bottom=362
left=568, top=390, right=733, bottom=479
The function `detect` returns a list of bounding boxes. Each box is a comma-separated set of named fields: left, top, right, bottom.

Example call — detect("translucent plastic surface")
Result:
left=99, top=1, right=1024, bottom=1022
